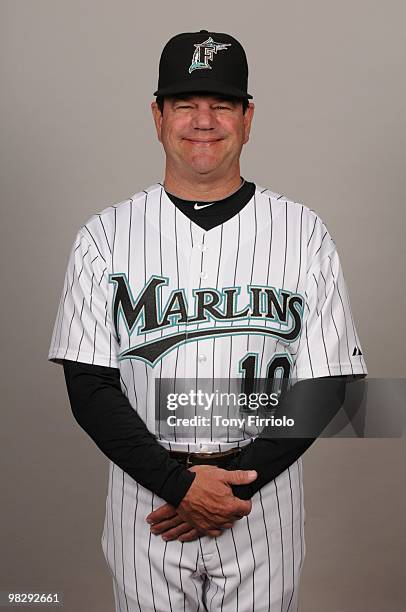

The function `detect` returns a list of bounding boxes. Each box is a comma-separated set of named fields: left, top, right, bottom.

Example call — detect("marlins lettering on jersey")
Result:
left=109, top=274, right=304, bottom=365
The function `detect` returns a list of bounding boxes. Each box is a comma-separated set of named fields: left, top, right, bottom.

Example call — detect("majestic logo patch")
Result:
left=189, top=37, right=231, bottom=73
left=109, top=274, right=304, bottom=366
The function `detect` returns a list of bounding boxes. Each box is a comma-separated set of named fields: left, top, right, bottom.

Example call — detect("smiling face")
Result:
left=151, top=94, right=254, bottom=188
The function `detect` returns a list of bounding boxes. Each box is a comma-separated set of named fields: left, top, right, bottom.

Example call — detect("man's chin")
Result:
left=187, top=158, right=224, bottom=176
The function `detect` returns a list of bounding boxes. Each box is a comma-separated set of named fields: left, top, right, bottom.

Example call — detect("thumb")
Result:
left=223, top=469, right=257, bottom=485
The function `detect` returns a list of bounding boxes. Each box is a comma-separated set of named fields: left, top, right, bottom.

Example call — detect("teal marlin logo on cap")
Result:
left=189, top=37, right=231, bottom=73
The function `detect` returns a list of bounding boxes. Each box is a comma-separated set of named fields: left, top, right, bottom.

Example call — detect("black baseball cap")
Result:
left=154, top=30, right=253, bottom=99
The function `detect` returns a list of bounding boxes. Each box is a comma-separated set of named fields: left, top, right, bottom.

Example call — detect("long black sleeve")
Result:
left=62, top=360, right=195, bottom=507
left=228, top=376, right=349, bottom=499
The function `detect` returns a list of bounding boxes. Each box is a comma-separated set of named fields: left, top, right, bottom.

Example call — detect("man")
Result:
left=49, top=30, right=367, bottom=611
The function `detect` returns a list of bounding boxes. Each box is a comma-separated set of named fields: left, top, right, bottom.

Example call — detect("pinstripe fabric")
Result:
left=102, top=460, right=305, bottom=612
left=49, top=183, right=367, bottom=611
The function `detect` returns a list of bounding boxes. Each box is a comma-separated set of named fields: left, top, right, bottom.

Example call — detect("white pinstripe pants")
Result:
left=101, top=460, right=306, bottom=612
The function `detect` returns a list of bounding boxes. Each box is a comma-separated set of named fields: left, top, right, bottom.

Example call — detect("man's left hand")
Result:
left=146, top=503, right=234, bottom=542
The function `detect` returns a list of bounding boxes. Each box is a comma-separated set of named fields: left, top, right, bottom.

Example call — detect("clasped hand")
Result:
left=146, top=465, right=257, bottom=542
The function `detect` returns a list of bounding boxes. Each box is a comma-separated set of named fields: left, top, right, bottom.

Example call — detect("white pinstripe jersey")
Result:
left=49, top=183, right=367, bottom=451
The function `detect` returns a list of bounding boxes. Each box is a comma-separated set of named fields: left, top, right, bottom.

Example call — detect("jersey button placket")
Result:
left=194, top=230, right=216, bottom=381
left=184, top=227, right=206, bottom=378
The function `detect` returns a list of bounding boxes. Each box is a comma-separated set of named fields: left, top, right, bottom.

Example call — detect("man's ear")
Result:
left=151, top=101, right=163, bottom=143
left=243, top=102, right=255, bottom=144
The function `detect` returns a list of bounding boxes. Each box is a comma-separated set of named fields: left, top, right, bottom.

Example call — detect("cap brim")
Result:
left=154, top=77, right=253, bottom=99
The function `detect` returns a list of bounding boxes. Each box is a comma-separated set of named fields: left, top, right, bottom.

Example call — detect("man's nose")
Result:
left=192, top=107, right=216, bottom=129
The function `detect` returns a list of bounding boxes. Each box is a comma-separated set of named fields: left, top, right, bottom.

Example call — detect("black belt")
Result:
left=169, top=447, right=242, bottom=468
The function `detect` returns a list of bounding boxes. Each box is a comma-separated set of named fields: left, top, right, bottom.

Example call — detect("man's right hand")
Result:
left=176, top=465, right=257, bottom=533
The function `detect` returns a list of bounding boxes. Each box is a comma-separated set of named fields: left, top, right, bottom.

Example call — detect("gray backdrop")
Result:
left=1, top=1, right=405, bottom=610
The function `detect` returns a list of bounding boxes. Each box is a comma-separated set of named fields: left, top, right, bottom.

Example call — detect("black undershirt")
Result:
left=61, top=181, right=348, bottom=507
